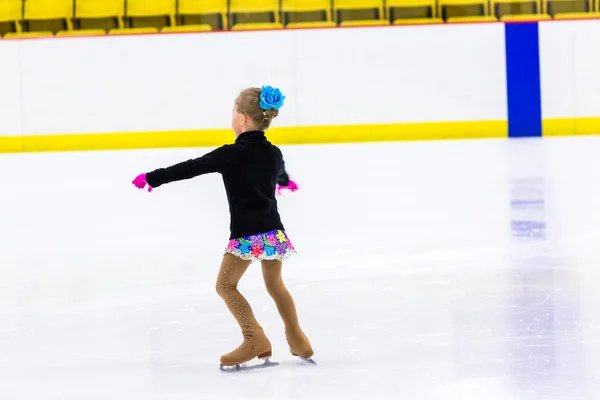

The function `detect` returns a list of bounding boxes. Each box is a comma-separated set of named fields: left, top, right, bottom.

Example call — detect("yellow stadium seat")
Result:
left=231, top=22, right=284, bottom=30
left=282, top=0, right=332, bottom=25
left=546, top=0, right=590, bottom=16
left=334, top=0, right=384, bottom=24
left=446, top=15, right=498, bottom=21
left=500, top=12, right=551, bottom=19
left=23, top=0, right=73, bottom=33
left=56, top=29, right=106, bottom=36
left=439, top=0, right=489, bottom=20
left=178, top=0, right=227, bottom=30
left=0, top=0, right=22, bottom=36
left=161, top=24, right=212, bottom=32
left=74, top=0, right=124, bottom=31
left=126, top=0, right=175, bottom=30
left=388, top=0, right=437, bottom=21
left=109, top=27, right=159, bottom=35
left=230, top=0, right=280, bottom=28
left=393, top=17, right=444, bottom=24
left=554, top=11, right=600, bottom=18
left=339, top=19, right=389, bottom=26
left=4, top=30, right=53, bottom=38
left=286, top=21, right=337, bottom=28
left=493, top=0, right=542, bottom=19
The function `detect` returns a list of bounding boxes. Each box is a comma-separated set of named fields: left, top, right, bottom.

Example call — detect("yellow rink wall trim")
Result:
left=543, top=117, right=600, bottom=136
left=0, top=120, right=508, bottom=153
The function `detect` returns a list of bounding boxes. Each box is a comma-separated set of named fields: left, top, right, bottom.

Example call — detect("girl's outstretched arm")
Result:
left=138, top=145, right=238, bottom=190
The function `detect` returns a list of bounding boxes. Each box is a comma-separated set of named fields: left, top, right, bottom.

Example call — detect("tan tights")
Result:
left=215, top=254, right=313, bottom=358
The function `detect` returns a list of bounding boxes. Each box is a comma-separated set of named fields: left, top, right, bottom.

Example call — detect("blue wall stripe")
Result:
left=505, top=23, right=542, bottom=138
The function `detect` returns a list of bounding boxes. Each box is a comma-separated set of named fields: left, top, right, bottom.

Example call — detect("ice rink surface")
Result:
left=1, top=136, right=600, bottom=400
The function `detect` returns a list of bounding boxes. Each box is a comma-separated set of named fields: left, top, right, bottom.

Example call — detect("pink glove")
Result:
left=277, top=180, right=298, bottom=195
left=132, top=173, right=152, bottom=192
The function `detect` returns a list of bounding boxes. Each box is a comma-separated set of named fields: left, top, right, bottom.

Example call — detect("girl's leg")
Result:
left=261, top=259, right=314, bottom=359
left=216, top=254, right=271, bottom=366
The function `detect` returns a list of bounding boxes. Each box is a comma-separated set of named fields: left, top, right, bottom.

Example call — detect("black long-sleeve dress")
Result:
left=145, top=130, right=290, bottom=240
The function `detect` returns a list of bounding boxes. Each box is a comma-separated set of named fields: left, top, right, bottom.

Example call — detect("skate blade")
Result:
left=298, top=357, right=317, bottom=366
left=292, top=353, right=317, bottom=366
left=219, top=358, right=279, bottom=373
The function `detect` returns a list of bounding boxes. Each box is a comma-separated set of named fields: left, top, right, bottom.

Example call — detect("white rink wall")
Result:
left=0, top=24, right=508, bottom=137
left=539, top=20, right=600, bottom=120
left=1, top=21, right=600, bottom=138
left=0, top=41, right=22, bottom=137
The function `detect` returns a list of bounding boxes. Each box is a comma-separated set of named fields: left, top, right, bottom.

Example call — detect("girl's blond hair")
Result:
left=235, top=88, right=279, bottom=131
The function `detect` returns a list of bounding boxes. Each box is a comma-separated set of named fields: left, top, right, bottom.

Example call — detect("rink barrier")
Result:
left=1, top=21, right=600, bottom=153
left=0, top=120, right=508, bottom=152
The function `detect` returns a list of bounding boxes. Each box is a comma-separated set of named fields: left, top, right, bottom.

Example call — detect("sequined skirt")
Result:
left=225, top=230, right=296, bottom=262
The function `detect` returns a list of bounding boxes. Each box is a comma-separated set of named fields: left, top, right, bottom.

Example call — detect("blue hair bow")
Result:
left=260, top=86, right=285, bottom=110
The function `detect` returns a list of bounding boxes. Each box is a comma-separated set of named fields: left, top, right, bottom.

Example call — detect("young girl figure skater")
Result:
left=131, top=86, right=313, bottom=370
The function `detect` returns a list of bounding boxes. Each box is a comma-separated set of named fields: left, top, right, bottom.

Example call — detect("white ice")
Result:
left=1, top=137, right=600, bottom=400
